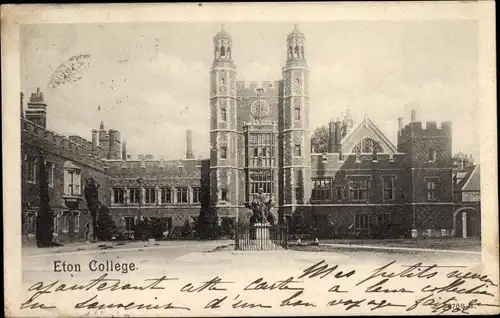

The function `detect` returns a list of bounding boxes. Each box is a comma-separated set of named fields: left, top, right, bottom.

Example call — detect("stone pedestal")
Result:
left=254, top=223, right=270, bottom=240
left=254, top=223, right=271, bottom=250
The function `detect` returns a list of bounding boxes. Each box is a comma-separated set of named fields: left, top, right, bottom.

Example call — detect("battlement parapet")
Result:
left=69, top=135, right=93, bottom=150
left=399, top=120, right=452, bottom=139
left=109, top=129, right=121, bottom=136
left=21, top=118, right=106, bottom=171
left=107, top=158, right=206, bottom=171
left=106, top=158, right=207, bottom=178
left=236, top=80, right=281, bottom=97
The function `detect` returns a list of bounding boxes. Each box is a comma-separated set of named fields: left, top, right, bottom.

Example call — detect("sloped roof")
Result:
left=462, top=165, right=480, bottom=192
left=341, top=116, right=398, bottom=153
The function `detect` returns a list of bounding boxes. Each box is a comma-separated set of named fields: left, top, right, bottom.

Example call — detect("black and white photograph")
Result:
left=2, top=2, right=498, bottom=317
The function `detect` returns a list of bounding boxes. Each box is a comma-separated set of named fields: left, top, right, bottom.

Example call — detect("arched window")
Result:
left=220, top=46, right=226, bottom=57
left=352, top=138, right=384, bottom=154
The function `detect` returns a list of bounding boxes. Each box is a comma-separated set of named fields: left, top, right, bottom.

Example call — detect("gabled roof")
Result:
left=341, top=116, right=398, bottom=153
left=461, top=165, right=480, bottom=192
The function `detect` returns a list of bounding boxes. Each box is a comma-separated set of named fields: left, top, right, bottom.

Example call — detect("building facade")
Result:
left=21, top=89, right=109, bottom=244
left=21, top=26, right=481, bottom=244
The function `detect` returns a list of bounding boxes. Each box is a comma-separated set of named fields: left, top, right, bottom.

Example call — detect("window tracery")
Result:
left=352, top=138, right=383, bottom=154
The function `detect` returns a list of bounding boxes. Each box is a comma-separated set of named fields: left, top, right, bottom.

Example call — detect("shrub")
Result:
left=96, top=205, right=116, bottom=241
left=134, top=219, right=151, bottom=240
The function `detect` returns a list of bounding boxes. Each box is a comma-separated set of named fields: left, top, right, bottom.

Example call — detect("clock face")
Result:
left=250, top=99, right=271, bottom=120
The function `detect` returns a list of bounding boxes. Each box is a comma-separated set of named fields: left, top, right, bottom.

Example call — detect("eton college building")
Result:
left=21, top=26, right=481, bottom=244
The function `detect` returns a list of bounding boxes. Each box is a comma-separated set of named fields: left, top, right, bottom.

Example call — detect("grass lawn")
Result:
left=290, top=237, right=481, bottom=252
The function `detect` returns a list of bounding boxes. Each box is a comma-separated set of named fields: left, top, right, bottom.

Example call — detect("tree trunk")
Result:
left=36, top=152, right=54, bottom=247
left=84, top=177, right=101, bottom=242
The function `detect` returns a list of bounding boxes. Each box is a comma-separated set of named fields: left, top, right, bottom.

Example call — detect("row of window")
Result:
left=123, top=216, right=174, bottom=231
left=311, top=177, right=440, bottom=202
left=26, top=158, right=82, bottom=196
left=249, top=170, right=274, bottom=195
left=26, top=158, right=55, bottom=186
left=355, top=213, right=391, bottom=229
left=26, top=212, right=81, bottom=235
left=218, top=132, right=302, bottom=159
left=113, top=187, right=202, bottom=205
left=219, top=107, right=302, bottom=122
left=310, top=213, right=391, bottom=230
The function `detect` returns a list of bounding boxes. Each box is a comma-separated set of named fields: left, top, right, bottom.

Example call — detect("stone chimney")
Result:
left=25, top=87, right=47, bottom=128
left=108, top=129, right=121, bottom=159
left=334, top=118, right=342, bottom=149
left=122, top=141, right=127, bottom=161
left=411, top=109, right=417, bottom=122
left=91, top=129, right=98, bottom=152
left=98, top=121, right=109, bottom=158
left=328, top=120, right=336, bottom=153
left=398, top=117, right=404, bottom=134
left=186, top=129, right=194, bottom=159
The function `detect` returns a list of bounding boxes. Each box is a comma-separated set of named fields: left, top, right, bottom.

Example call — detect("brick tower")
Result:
left=279, top=25, right=311, bottom=225
left=209, top=26, right=239, bottom=219
left=397, top=109, right=454, bottom=237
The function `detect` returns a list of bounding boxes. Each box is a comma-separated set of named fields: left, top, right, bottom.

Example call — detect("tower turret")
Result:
left=286, top=25, right=307, bottom=67
left=280, top=25, right=311, bottom=221
left=209, top=25, right=239, bottom=218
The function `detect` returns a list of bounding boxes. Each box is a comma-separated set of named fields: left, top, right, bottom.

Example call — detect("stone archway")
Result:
left=453, top=207, right=480, bottom=238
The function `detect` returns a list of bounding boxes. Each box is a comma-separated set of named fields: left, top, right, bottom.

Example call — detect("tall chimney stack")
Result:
left=91, top=129, right=98, bottom=151
left=398, top=117, right=403, bottom=134
left=334, top=117, right=342, bottom=149
left=25, top=87, right=47, bottom=128
left=328, top=120, right=336, bottom=153
left=186, top=129, right=194, bottom=159
left=122, top=141, right=127, bottom=161
left=410, top=109, right=417, bottom=122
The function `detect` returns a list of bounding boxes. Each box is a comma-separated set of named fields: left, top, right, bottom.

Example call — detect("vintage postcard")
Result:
left=2, top=2, right=498, bottom=317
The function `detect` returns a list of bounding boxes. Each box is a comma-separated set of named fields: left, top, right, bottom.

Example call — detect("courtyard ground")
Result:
left=292, top=237, right=482, bottom=252
left=21, top=239, right=233, bottom=257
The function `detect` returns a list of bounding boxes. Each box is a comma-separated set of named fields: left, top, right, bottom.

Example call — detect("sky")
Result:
left=20, top=21, right=479, bottom=161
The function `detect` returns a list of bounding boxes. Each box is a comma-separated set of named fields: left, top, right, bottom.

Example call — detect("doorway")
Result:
left=454, top=208, right=480, bottom=238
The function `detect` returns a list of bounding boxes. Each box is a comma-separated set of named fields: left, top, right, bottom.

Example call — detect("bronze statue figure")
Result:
left=245, top=188, right=274, bottom=224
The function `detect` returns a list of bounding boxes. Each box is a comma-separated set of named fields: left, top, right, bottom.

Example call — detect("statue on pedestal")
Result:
left=245, top=188, right=274, bottom=225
